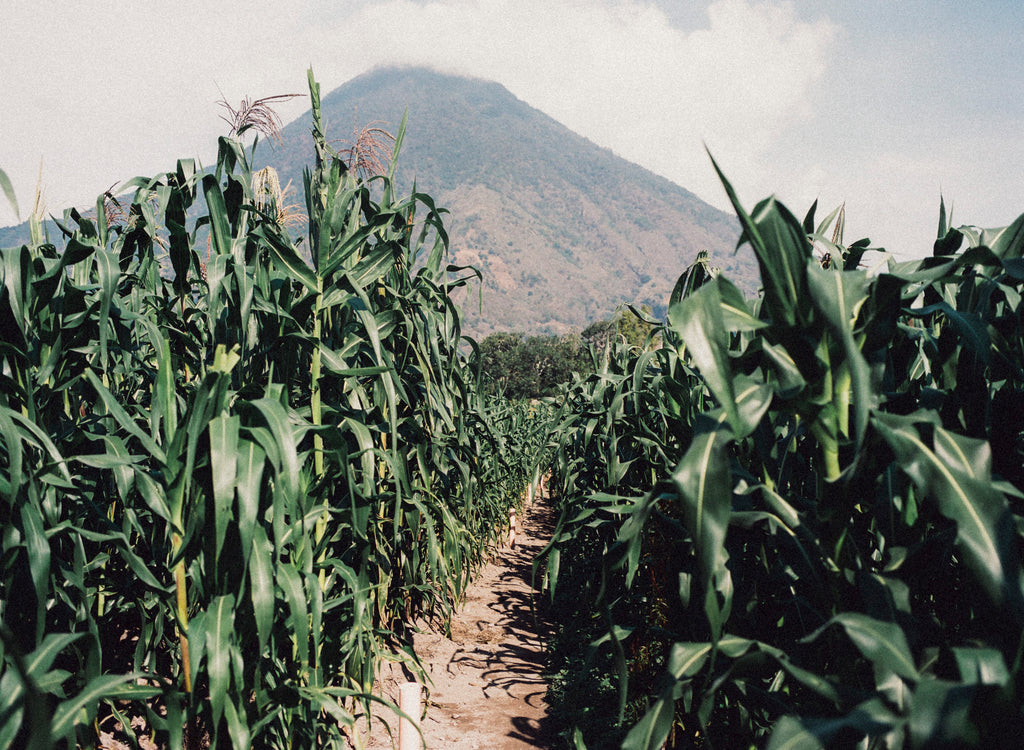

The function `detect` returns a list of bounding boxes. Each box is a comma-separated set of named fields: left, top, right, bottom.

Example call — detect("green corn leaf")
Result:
left=93, top=248, right=119, bottom=373
left=165, top=177, right=192, bottom=293
left=84, top=370, right=166, bottom=464
left=254, top=224, right=318, bottom=293
left=759, top=339, right=807, bottom=398
left=0, top=632, right=84, bottom=725
left=279, top=564, right=310, bottom=666
left=768, top=700, right=898, bottom=750
left=348, top=241, right=400, bottom=288
left=937, top=195, right=949, bottom=239
left=934, top=428, right=991, bottom=479
left=249, top=397, right=301, bottom=506
left=209, top=414, right=240, bottom=565
left=803, top=198, right=819, bottom=235
left=223, top=699, right=251, bottom=750
left=203, top=173, right=233, bottom=259
left=97, top=434, right=134, bottom=502
left=205, top=594, right=236, bottom=728
left=249, top=526, right=275, bottom=654
left=909, top=678, right=979, bottom=747
left=815, top=202, right=845, bottom=238
left=719, top=276, right=767, bottom=332
left=19, top=502, right=51, bottom=619
left=874, top=413, right=1024, bottom=618
left=50, top=674, right=160, bottom=738
left=235, top=438, right=265, bottom=566
left=133, top=470, right=173, bottom=524
left=732, top=375, right=774, bottom=437
left=984, top=212, right=1024, bottom=259
left=0, top=167, right=19, bottom=220
left=667, top=641, right=713, bottom=679
left=136, top=318, right=177, bottom=442
left=669, top=250, right=715, bottom=309
left=6, top=410, right=73, bottom=486
left=811, top=612, right=919, bottom=681
left=768, top=716, right=828, bottom=750
left=388, top=110, right=409, bottom=183
left=668, top=278, right=740, bottom=433
left=709, top=153, right=812, bottom=328
left=30, top=233, right=92, bottom=307
left=2, top=245, right=30, bottom=335
left=0, top=406, right=24, bottom=499
left=620, top=680, right=681, bottom=750
left=952, top=647, right=1010, bottom=686
left=318, top=346, right=390, bottom=378
left=807, top=263, right=873, bottom=446
left=302, top=688, right=358, bottom=731
left=671, top=412, right=734, bottom=640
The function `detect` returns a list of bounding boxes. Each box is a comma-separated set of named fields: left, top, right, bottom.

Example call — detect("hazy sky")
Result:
left=3, top=0, right=1022, bottom=259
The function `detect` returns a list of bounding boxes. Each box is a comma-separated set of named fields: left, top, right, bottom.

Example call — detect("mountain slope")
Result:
left=258, top=66, right=753, bottom=337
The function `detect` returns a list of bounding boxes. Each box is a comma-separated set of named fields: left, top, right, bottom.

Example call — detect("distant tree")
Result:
left=478, top=332, right=526, bottom=395
left=478, top=332, right=586, bottom=399
left=615, top=304, right=660, bottom=350
left=478, top=309, right=660, bottom=399
left=581, top=305, right=661, bottom=360
left=581, top=319, right=616, bottom=352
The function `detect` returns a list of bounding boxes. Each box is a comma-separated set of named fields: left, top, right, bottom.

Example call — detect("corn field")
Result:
left=5, top=66, right=1024, bottom=750
left=541, top=163, right=1024, bottom=747
left=0, top=71, right=547, bottom=749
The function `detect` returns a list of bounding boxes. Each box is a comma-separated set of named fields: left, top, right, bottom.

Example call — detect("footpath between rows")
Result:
left=360, top=492, right=557, bottom=749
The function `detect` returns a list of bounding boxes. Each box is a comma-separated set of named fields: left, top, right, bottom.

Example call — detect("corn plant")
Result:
left=543, top=165, right=1024, bottom=748
left=0, top=70, right=547, bottom=749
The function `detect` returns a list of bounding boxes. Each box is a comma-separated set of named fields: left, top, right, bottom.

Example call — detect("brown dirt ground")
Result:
left=356, top=494, right=557, bottom=749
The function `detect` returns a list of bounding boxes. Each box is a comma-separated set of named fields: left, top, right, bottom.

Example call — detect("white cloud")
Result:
left=0, top=0, right=834, bottom=227
left=3, top=0, right=1020, bottom=261
left=333, top=0, right=837, bottom=206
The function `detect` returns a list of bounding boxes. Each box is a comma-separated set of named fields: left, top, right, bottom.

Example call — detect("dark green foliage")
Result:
left=478, top=307, right=661, bottom=401
left=478, top=332, right=588, bottom=399
left=542, top=172, right=1024, bottom=748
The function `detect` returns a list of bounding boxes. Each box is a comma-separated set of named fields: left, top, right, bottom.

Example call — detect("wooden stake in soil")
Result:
left=398, top=681, right=422, bottom=750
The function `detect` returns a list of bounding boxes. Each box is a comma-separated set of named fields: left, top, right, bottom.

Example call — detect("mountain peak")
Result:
left=264, top=66, right=753, bottom=337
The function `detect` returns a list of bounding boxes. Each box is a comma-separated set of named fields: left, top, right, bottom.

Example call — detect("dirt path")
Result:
left=361, top=495, right=556, bottom=749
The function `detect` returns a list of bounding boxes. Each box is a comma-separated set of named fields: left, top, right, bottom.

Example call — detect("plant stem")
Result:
left=172, top=533, right=192, bottom=693
left=312, top=279, right=324, bottom=479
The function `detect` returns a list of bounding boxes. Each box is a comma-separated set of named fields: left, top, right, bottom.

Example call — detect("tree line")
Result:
left=476, top=306, right=659, bottom=399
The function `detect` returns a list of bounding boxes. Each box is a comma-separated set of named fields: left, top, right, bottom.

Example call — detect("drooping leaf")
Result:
left=0, top=167, right=19, bottom=220
left=873, top=413, right=1024, bottom=619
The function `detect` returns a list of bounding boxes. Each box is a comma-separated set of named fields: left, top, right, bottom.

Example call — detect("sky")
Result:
left=2, top=0, right=1022, bottom=260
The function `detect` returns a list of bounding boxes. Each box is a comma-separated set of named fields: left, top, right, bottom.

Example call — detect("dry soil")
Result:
left=358, top=495, right=556, bottom=749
